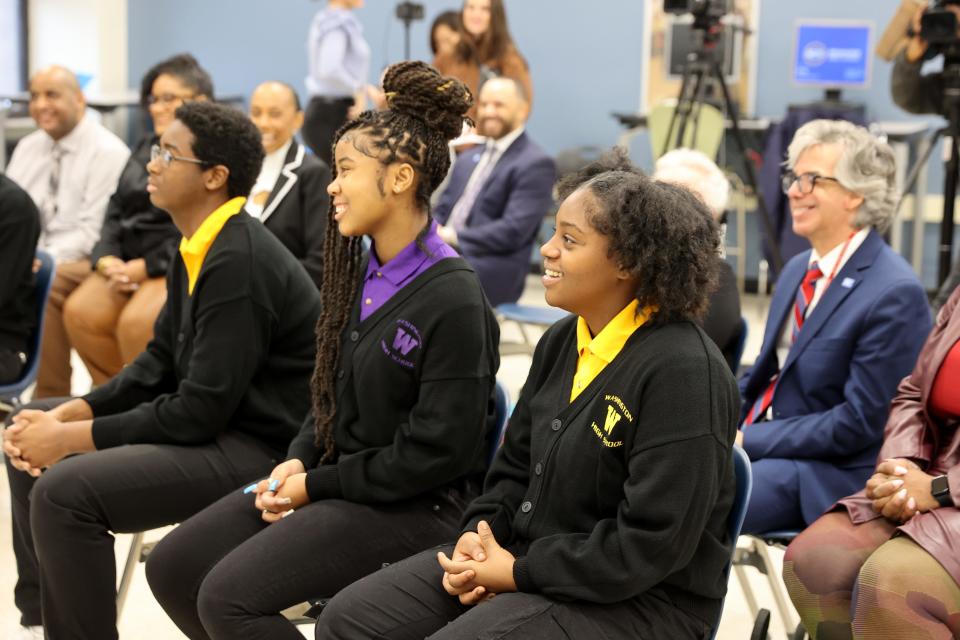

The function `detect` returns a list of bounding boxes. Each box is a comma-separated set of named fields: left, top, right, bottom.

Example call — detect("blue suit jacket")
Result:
left=434, top=132, right=556, bottom=306
left=740, top=230, right=932, bottom=522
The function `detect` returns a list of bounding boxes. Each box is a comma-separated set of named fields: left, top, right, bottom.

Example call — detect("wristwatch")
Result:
left=931, top=474, right=952, bottom=508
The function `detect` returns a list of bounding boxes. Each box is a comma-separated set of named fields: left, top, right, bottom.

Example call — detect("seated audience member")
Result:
left=737, top=120, right=931, bottom=534
left=0, top=175, right=41, bottom=386
left=316, top=149, right=739, bottom=639
left=5, top=65, right=130, bottom=398
left=246, top=80, right=330, bottom=289
left=145, top=62, right=499, bottom=640
left=783, top=285, right=960, bottom=639
left=61, top=53, right=212, bottom=387
left=434, top=0, right=532, bottom=120
left=435, top=77, right=556, bottom=306
left=2, top=102, right=320, bottom=640
left=430, top=10, right=462, bottom=58
left=654, top=148, right=741, bottom=371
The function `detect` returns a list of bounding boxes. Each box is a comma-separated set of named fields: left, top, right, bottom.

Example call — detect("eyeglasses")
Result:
left=150, top=144, right=207, bottom=168
left=781, top=171, right=841, bottom=195
left=147, top=93, right=195, bottom=106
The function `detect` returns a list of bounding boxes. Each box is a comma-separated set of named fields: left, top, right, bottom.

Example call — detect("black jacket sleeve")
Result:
left=86, top=257, right=276, bottom=448
left=891, top=51, right=943, bottom=115
left=303, top=301, right=495, bottom=502
left=287, top=412, right=324, bottom=468
left=298, top=159, right=330, bottom=290
left=89, top=188, right=127, bottom=268
left=0, top=183, right=40, bottom=308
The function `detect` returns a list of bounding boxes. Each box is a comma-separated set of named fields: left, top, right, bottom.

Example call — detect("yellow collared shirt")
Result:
left=179, top=196, right=246, bottom=295
left=571, top=299, right=652, bottom=402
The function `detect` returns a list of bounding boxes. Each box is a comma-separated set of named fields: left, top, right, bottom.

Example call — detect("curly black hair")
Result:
left=311, top=60, right=473, bottom=458
left=138, top=53, right=214, bottom=108
left=174, top=102, right=264, bottom=199
left=557, top=147, right=720, bottom=324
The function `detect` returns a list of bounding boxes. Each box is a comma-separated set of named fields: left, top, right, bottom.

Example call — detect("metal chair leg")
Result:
left=116, top=531, right=144, bottom=616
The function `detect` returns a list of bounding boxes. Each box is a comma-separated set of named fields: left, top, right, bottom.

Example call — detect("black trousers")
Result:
left=301, top=96, right=352, bottom=167
left=0, top=346, right=25, bottom=384
left=145, top=482, right=471, bottom=640
left=5, top=397, right=281, bottom=638
left=314, top=545, right=712, bottom=640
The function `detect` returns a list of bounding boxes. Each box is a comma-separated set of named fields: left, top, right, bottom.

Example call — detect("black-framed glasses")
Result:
left=150, top=144, right=207, bottom=168
left=781, top=171, right=841, bottom=195
left=146, top=93, right=195, bottom=106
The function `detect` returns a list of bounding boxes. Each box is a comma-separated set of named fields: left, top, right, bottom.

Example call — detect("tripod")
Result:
left=663, top=19, right=785, bottom=273
left=895, top=56, right=960, bottom=288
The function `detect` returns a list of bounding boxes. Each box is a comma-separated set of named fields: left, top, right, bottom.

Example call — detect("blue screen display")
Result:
left=793, top=22, right=872, bottom=87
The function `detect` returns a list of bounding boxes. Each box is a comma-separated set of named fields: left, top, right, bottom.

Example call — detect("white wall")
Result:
left=0, top=0, right=24, bottom=94
left=28, top=0, right=127, bottom=95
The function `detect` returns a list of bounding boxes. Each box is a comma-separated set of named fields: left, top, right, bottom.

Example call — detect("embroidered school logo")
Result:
left=381, top=319, right=422, bottom=369
left=590, top=394, right=634, bottom=448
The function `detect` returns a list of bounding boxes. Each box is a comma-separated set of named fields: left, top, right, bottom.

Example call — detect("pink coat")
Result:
left=840, top=286, right=960, bottom=582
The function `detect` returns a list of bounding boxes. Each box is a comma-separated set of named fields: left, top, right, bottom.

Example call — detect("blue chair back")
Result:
left=731, top=316, right=748, bottom=374
left=0, top=250, right=55, bottom=403
left=487, top=380, right=511, bottom=468
left=711, top=445, right=753, bottom=639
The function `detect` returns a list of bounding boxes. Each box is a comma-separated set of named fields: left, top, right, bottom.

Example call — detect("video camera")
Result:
left=663, top=0, right=733, bottom=19
left=921, top=0, right=960, bottom=48
left=395, top=2, right=424, bottom=22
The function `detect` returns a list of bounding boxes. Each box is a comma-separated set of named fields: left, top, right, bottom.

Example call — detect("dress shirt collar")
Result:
left=44, top=113, right=91, bottom=155
left=486, top=125, right=525, bottom=157
left=179, top=196, right=246, bottom=294
left=366, top=220, right=449, bottom=286
left=576, top=299, right=652, bottom=363
left=809, top=227, right=870, bottom=280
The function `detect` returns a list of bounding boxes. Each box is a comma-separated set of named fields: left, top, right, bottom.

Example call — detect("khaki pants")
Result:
left=63, top=273, right=166, bottom=387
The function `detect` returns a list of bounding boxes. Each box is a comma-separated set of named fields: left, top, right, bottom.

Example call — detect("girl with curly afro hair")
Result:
left=315, top=148, right=742, bottom=640
left=145, top=61, right=501, bottom=640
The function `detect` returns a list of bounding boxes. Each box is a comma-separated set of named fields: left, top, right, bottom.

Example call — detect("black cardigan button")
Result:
left=534, top=462, right=543, bottom=475
left=337, top=369, right=345, bottom=379
left=520, top=501, right=532, bottom=513
left=349, top=330, right=359, bottom=342
left=550, top=419, right=561, bottom=431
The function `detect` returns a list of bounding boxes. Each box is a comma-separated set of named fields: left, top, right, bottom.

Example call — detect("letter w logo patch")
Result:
left=604, top=405, right=622, bottom=435
left=392, top=328, right=419, bottom=355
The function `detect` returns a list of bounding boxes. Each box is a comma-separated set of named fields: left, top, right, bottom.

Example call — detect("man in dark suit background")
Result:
left=435, top=77, right=556, bottom=306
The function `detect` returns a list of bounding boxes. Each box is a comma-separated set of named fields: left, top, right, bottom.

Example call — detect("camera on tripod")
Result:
left=921, top=0, right=960, bottom=48
left=663, top=0, right=733, bottom=19
left=395, top=2, right=424, bottom=22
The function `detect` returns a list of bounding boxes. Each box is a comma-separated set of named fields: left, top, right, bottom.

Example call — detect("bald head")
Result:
left=29, top=65, right=85, bottom=140
left=477, top=77, right=529, bottom=140
left=249, top=81, right=304, bottom=154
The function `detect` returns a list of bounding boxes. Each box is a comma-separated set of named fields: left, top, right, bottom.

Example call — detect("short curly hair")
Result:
left=557, top=148, right=720, bottom=323
left=174, top=102, right=264, bottom=199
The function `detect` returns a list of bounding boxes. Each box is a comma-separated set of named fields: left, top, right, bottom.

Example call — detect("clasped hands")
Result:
left=2, top=401, right=92, bottom=476
left=247, top=458, right=311, bottom=523
left=97, top=256, right=147, bottom=293
left=437, top=520, right=517, bottom=606
left=865, top=457, right=939, bottom=523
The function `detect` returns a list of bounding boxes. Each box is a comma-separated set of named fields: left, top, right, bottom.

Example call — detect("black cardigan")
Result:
left=256, top=142, right=330, bottom=290
left=84, top=212, right=321, bottom=454
left=287, top=256, right=500, bottom=504
left=462, top=316, right=739, bottom=627
left=90, top=136, right=181, bottom=278
left=0, top=174, right=41, bottom=353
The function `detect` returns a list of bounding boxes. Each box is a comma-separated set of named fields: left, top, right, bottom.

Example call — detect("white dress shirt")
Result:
left=245, top=140, right=292, bottom=220
left=6, top=114, right=130, bottom=263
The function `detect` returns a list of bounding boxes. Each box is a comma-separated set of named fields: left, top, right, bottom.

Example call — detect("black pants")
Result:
left=315, top=545, right=712, bottom=640
left=5, top=397, right=280, bottom=638
left=0, top=346, right=25, bottom=384
left=301, top=96, right=352, bottom=167
left=146, top=482, right=471, bottom=640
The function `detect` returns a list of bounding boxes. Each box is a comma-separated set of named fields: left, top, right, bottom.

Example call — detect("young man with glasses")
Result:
left=2, top=101, right=321, bottom=640
left=736, top=119, right=931, bottom=535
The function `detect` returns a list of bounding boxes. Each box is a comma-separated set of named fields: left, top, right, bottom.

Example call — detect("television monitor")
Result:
left=792, top=20, right=873, bottom=89
left=666, top=15, right=743, bottom=83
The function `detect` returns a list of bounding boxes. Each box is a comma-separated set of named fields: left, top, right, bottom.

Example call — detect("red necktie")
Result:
left=743, top=262, right=822, bottom=426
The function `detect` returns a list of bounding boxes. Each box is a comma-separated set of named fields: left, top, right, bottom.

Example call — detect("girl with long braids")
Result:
left=316, top=149, right=741, bottom=639
left=145, top=61, right=500, bottom=640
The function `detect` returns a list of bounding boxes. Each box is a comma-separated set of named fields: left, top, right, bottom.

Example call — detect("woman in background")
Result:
left=430, top=10, right=461, bottom=58
left=303, top=0, right=370, bottom=166
left=434, top=0, right=532, bottom=120
left=62, top=53, right=211, bottom=387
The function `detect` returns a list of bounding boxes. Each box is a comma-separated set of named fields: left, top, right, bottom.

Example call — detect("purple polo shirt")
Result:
left=360, top=220, right=459, bottom=321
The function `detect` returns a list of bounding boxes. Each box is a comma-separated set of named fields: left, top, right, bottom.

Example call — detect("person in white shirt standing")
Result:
left=6, top=65, right=130, bottom=399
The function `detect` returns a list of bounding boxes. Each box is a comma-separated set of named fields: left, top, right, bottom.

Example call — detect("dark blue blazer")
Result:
left=740, top=230, right=932, bottom=522
left=434, top=132, right=556, bottom=306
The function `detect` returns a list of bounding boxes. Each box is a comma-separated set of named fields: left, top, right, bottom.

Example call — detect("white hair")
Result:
left=786, top=119, right=898, bottom=232
left=654, top=148, right=730, bottom=219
